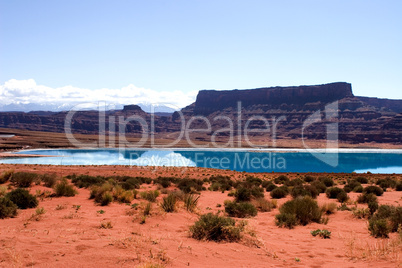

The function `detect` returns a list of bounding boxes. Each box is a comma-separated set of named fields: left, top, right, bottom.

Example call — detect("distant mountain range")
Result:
left=0, top=82, right=401, bottom=145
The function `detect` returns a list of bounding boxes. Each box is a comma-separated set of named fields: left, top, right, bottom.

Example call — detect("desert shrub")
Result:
left=224, top=201, right=257, bottom=218
left=352, top=208, right=370, bottom=219
left=69, top=174, right=106, bottom=188
left=243, top=176, right=262, bottom=188
left=310, top=180, right=327, bottom=193
left=320, top=203, right=337, bottom=215
left=336, top=191, right=349, bottom=203
left=353, top=185, right=363, bottom=193
left=304, top=175, right=316, bottom=183
left=311, top=229, right=331, bottom=239
left=140, top=190, right=160, bottom=202
left=263, top=181, right=277, bottom=192
left=270, top=186, right=289, bottom=199
left=368, top=200, right=379, bottom=215
left=396, top=181, right=402, bottom=191
left=325, top=187, right=345, bottom=199
left=54, top=179, right=77, bottom=197
left=369, top=219, right=390, bottom=238
left=274, top=175, right=289, bottom=185
left=356, top=176, right=368, bottom=184
left=183, top=193, right=199, bottom=212
left=177, top=178, right=204, bottom=193
left=344, top=180, right=361, bottom=193
left=252, top=198, right=275, bottom=212
left=291, top=185, right=318, bottom=199
left=276, top=196, right=321, bottom=228
left=363, top=186, right=384, bottom=196
left=190, top=213, right=244, bottom=242
left=10, top=172, right=38, bottom=188
left=121, top=177, right=142, bottom=190
left=337, top=203, right=352, bottom=211
left=40, top=173, right=58, bottom=188
left=209, top=175, right=234, bottom=192
left=275, top=213, right=297, bottom=228
left=90, top=182, right=113, bottom=205
left=0, top=170, right=14, bottom=184
left=357, top=193, right=377, bottom=204
left=0, top=185, right=6, bottom=197
left=6, top=188, right=38, bottom=209
left=234, top=187, right=251, bottom=202
left=144, top=202, right=152, bottom=216
left=286, top=178, right=304, bottom=187
left=0, top=197, right=18, bottom=219
left=376, top=177, right=397, bottom=190
left=319, top=177, right=334, bottom=187
left=100, top=192, right=113, bottom=206
left=161, top=193, right=177, bottom=212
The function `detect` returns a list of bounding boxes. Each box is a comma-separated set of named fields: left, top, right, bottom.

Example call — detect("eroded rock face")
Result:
left=193, top=82, right=353, bottom=115
left=0, top=82, right=400, bottom=145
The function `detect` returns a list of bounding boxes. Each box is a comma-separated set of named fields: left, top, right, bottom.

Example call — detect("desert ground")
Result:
left=0, top=164, right=401, bottom=268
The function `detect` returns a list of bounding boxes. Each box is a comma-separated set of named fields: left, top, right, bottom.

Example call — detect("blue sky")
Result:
left=0, top=0, right=401, bottom=108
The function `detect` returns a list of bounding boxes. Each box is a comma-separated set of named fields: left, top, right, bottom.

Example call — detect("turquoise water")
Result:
left=1, top=149, right=401, bottom=174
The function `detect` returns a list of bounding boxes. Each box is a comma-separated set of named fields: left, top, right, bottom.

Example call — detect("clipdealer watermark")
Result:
left=64, top=101, right=339, bottom=170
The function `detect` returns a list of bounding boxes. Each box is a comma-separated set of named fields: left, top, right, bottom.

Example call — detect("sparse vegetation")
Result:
left=6, top=188, right=38, bottom=209
left=10, top=172, right=38, bottom=188
left=224, top=200, right=258, bottom=218
left=0, top=197, right=18, bottom=219
left=276, top=196, right=321, bottom=228
left=190, top=213, right=245, bottom=242
left=140, top=190, right=160, bottom=202
left=311, top=229, right=331, bottom=239
left=270, top=186, right=289, bottom=199
left=54, top=179, right=77, bottom=197
left=160, top=193, right=177, bottom=213
left=183, top=193, right=199, bottom=212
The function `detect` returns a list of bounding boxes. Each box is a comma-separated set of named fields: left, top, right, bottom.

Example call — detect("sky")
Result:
left=0, top=0, right=401, bottom=111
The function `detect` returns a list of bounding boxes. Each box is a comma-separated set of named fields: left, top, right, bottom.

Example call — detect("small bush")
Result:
left=304, top=175, right=316, bottom=183
left=161, top=193, right=177, bottom=213
left=54, top=179, right=77, bottom=197
left=121, top=177, right=142, bottom=190
left=275, top=213, right=297, bottom=228
left=396, top=181, right=402, bottom=191
left=177, top=178, right=204, bottom=193
left=224, top=201, right=257, bottom=218
left=274, top=175, right=289, bottom=185
left=368, top=201, right=379, bottom=215
left=6, top=188, right=38, bottom=209
left=140, top=190, right=160, bottom=202
left=319, top=177, right=334, bottom=187
left=276, top=196, right=321, bottom=228
left=183, top=194, right=199, bottom=213
left=0, top=185, right=6, bottom=197
left=311, top=229, right=331, bottom=239
left=320, top=203, right=337, bottom=215
left=41, top=173, right=58, bottom=188
left=100, top=192, right=113, bottom=206
left=100, top=221, right=113, bottom=229
left=270, top=186, right=288, bottom=199
left=0, top=170, right=14, bottom=184
left=325, top=187, right=346, bottom=199
left=353, top=185, right=363, bottom=193
left=10, top=172, right=38, bottom=188
left=291, top=185, right=318, bottom=199
left=144, top=202, right=152, bottom=216
left=190, top=213, right=244, bottom=242
left=369, top=219, right=390, bottom=238
left=286, top=178, right=304, bottom=187
left=252, top=198, right=275, bottom=212
left=0, top=197, right=18, bottom=219
left=234, top=187, right=251, bottom=202
left=352, top=208, right=370, bottom=219
left=310, top=180, right=327, bottom=193
left=356, top=176, right=368, bottom=184
left=264, top=182, right=277, bottom=192
left=336, top=191, right=349, bottom=203
left=363, top=186, right=384, bottom=196
left=357, top=193, right=377, bottom=204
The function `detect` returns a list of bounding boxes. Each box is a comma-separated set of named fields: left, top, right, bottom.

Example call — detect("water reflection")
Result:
left=0, top=149, right=400, bottom=174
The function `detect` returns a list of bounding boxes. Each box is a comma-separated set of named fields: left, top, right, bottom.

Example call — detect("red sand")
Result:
left=0, top=165, right=401, bottom=267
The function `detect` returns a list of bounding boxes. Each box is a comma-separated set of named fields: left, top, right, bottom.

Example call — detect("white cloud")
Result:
left=0, top=79, right=198, bottom=111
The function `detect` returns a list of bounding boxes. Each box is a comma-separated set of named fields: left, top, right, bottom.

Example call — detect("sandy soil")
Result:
left=0, top=164, right=401, bottom=267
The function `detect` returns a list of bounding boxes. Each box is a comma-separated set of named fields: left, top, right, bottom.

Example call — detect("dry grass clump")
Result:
left=320, top=203, right=337, bottom=215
